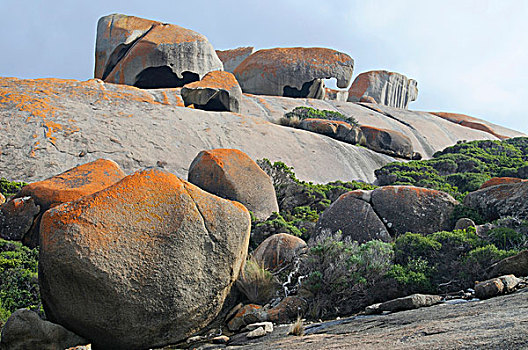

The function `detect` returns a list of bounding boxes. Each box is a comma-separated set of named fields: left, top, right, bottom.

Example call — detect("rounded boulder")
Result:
left=252, top=233, right=307, bottom=271
left=188, top=148, right=279, bottom=220
left=39, top=168, right=251, bottom=350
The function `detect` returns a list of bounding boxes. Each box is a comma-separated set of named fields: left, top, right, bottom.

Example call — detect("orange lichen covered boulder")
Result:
left=16, top=158, right=125, bottom=210
left=348, top=70, right=418, bottom=109
left=188, top=148, right=279, bottom=220
left=430, top=112, right=508, bottom=140
left=371, top=185, right=458, bottom=236
left=252, top=233, right=307, bottom=271
left=216, top=47, right=254, bottom=73
left=314, top=192, right=391, bottom=243
left=464, top=181, right=528, bottom=222
left=95, top=14, right=223, bottom=88
left=359, top=125, right=414, bottom=159
left=181, top=71, right=243, bottom=112
left=39, top=168, right=251, bottom=349
left=234, top=47, right=354, bottom=99
left=480, top=177, right=526, bottom=189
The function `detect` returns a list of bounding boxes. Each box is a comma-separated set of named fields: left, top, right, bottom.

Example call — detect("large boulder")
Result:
left=359, top=125, right=414, bottom=159
left=0, top=309, right=87, bottom=350
left=314, top=191, right=391, bottom=243
left=479, top=177, right=527, bottom=189
left=234, top=47, right=354, bottom=98
left=252, top=233, right=307, bottom=271
left=39, top=168, right=251, bottom=350
left=216, top=47, right=254, bottom=73
left=464, top=181, right=528, bottom=221
left=2, top=159, right=124, bottom=247
left=188, top=148, right=279, bottom=220
left=370, top=186, right=458, bottom=236
left=347, top=70, right=418, bottom=109
left=181, top=71, right=243, bottom=112
left=487, top=250, right=528, bottom=278
left=95, top=14, right=223, bottom=88
left=299, top=118, right=362, bottom=144
left=377, top=294, right=442, bottom=312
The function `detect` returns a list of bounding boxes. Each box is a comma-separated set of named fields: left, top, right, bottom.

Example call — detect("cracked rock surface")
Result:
left=39, top=168, right=251, bottom=350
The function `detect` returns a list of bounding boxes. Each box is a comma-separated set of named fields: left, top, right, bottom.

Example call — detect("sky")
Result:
left=1, top=0, right=526, bottom=134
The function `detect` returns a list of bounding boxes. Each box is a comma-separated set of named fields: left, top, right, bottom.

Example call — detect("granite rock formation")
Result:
left=181, top=71, right=243, bottom=112
left=234, top=47, right=354, bottom=98
left=216, top=47, right=254, bottom=73
left=347, top=70, right=418, bottom=109
left=95, top=14, right=223, bottom=88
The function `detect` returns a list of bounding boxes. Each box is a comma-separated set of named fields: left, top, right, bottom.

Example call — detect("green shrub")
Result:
left=451, top=204, right=485, bottom=225
left=387, top=258, right=434, bottom=293
left=0, top=178, right=27, bottom=198
left=0, top=239, right=41, bottom=325
left=283, top=107, right=358, bottom=126
left=488, top=227, right=527, bottom=251
left=300, top=231, right=393, bottom=318
left=375, top=137, right=528, bottom=200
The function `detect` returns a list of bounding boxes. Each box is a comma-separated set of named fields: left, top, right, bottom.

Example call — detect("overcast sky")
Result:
left=1, top=0, right=526, bottom=134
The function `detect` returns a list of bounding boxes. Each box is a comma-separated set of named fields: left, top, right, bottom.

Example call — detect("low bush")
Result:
left=283, top=107, right=358, bottom=126
left=0, top=178, right=27, bottom=198
left=0, top=239, right=41, bottom=325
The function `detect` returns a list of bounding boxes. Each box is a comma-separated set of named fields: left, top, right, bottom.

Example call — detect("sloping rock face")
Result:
left=188, top=148, right=278, bottom=220
left=0, top=77, right=397, bottom=185
left=95, top=14, right=223, bottom=88
left=0, top=309, right=87, bottom=350
left=39, top=168, right=251, bottom=350
left=347, top=70, right=418, bottom=109
left=430, top=112, right=509, bottom=140
left=314, top=192, right=391, bottom=243
left=370, top=186, right=458, bottom=236
left=480, top=177, right=526, bottom=189
left=464, top=181, right=528, bottom=221
left=181, top=71, right=243, bottom=112
left=216, top=47, right=254, bottom=73
left=234, top=47, right=354, bottom=98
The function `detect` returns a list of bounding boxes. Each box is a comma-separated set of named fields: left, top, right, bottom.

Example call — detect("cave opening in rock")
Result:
left=282, top=80, right=314, bottom=98
left=134, top=67, right=199, bottom=89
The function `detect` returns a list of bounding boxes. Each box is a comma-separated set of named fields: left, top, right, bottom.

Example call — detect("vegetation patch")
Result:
left=375, top=137, right=528, bottom=200
left=281, top=106, right=358, bottom=126
left=0, top=239, right=41, bottom=326
left=0, top=178, right=26, bottom=198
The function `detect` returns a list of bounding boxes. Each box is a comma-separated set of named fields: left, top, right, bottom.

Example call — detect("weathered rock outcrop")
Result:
left=347, top=70, right=418, bottom=109
left=216, top=47, right=254, bottom=73
left=0, top=77, right=399, bottom=185
left=0, top=309, right=87, bottom=350
left=181, top=71, right=243, bottom=112
left=298, top=118, right=362, bottom=145
left=188, top=148, right=278, bottom=220
left=323, top=88, right=348, bottom=102
left=464, top=181, right=528, bottom=221
left=371, top=186, right=458, bottom=236
left=252, top=233, right=307, bottom=271
left=359, top=125, right=414, bottom=159
left=95, top=14, right=223, bottom=88
left=314, top=192, right=391, bottom=243
left=0, top=196, right=40, bottom=242
left=39, top=168, right=251, bottom=349
left=376, top=294, right=442, bottom=313
left=234, top=47, right=354, bottom=98
left=430, top=112, right=509, bottom=140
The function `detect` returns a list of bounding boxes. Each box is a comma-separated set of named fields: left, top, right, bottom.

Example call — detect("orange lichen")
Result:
left=348, top=73, right=371, bottom=100
left=480, top=177, right=527, bottom=189
left=18, top=159, right=125, bottom=209
left=234, top=47, right=353, bottom=77
left=184, top=71, right=239, bottom=90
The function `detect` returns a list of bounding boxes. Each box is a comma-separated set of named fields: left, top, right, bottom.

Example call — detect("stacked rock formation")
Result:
left=347, top=70, right=418, bottom=109
left=95, top=13, right=223, bottom=88
left=234, top=47, right=354, bottom=99
left=181, top=71, right=243, bottom=112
